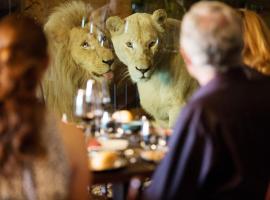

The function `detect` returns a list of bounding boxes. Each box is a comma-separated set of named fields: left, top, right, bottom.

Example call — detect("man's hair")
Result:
left=180, top=1, right=243, bottom=71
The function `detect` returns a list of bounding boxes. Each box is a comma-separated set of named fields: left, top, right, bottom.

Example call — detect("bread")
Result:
left=112, top=110, right=133, bottom=123
left=90, top=151, right=118, bottom=171
left=141, top=150, right=165, bottom=162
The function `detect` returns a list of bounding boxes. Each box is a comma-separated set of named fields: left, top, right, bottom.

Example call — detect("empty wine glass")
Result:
left=74, top=89, right=87, bottom=119
left=101, top=79, right=112, bottom=111
left=74, top=89, right=90, bottom=141
left=85, top=79, right=105, bottom=136
left=74, top=80, right=96, bottom=138
left=140, top=116, right=159, bottom=150
left=88, top=21, right=112, bottom=49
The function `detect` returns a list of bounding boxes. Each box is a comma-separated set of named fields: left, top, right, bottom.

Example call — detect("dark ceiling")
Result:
left=0, top=0, right=269, bottom=19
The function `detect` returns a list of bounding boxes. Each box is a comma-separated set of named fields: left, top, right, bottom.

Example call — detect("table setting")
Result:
left=72, top=79, right=171, bottom=199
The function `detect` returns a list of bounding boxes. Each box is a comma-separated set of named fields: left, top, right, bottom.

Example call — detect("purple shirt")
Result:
left=145, top=67, right=270, bottom=200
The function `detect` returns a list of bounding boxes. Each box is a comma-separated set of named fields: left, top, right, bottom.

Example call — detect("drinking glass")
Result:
left=74, top=89, right=92, bottom=141
left=140, top=116, right=166, bottom=150
left=74, top=79, right=97, bottom=138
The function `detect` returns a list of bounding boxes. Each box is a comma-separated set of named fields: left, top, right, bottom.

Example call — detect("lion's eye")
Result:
left=126, top=42, right=133, bottom=49
left=81, top=41, right=90, bottom=48
left=148, top=40, right=158, bottom=48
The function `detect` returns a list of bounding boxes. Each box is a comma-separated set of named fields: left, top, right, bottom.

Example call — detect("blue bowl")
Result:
left=121, top=121, right=142, bottom=132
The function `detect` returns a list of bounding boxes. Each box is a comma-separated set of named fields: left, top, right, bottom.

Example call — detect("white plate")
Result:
left=88, top=138, right=129, bottom=151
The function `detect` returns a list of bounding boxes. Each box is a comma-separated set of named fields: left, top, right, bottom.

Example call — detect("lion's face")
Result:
left=69, top=25, right=114, bottom=81
left=106, top=10, right=167, bottom=82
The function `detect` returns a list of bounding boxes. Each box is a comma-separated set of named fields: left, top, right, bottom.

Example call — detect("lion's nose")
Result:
left=136, top=67, right=150, bottom=74
left=102, top=59, right=114, bottom=66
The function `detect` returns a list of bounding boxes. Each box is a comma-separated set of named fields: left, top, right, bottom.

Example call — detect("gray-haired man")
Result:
left=144, top=1, right=270, bottom=200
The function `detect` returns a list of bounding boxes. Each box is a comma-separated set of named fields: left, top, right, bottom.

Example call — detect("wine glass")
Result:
left=85, top=79, right=110, bottom=136
left=88, top=21, right=112, bottom=49
left=74, top=80, right=96, bottom=138
left=139, top=116, right=161, bottom=150
left=96, top=79, right=115, bottom=137
left=101, top=79, right=111, bottom=111
left=74, top=89, right=90, bottom=141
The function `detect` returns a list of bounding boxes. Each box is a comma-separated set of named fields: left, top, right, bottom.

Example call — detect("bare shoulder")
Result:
left=58, top=122, right=85, bottom=146
left=57, top=121, right=90, bottom=199
left=57, top=122, right=87, bottom=166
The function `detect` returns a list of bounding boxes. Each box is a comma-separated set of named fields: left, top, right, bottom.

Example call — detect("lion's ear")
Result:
left=106, top=16, right=124, bottom=36
left=152, top=9, right=167, bottom=29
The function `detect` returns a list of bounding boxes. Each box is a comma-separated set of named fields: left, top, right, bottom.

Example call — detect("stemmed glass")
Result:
left=101, top=79, right=111, bottom=110
left=74, top=78, right=114, bottom=139
left=98, top=79, right=115, bottom=137
left=140, top=116, right=168, bottom=151
left=74, top=79, right=96, bottom=140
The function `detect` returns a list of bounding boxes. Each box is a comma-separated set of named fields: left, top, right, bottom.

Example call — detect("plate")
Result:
left=88, top=138, right=129, bottom=151
left=140, top=150, right=166, bottom=163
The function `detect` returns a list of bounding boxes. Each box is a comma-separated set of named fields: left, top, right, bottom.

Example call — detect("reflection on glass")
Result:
left=74, top=89, right=86, bottom=118
left=86, top=79, right=95, bottom=103
left=87, top=21, right=112, bottom=49
left=124, top=21, right=129, bottom=33
left=81, top=16, right=86, bottom=28
left=89, top=22, right=94, bottom=34
left=101, top=79, right=111, bottom=109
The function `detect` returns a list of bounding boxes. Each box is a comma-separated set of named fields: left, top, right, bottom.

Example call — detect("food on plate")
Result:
left=88, top=138, right=101, bottom=148
left=112, top=110, right=133, bottom=123
left=141, top=150, right=166, bottom=162
left=88, top=139, right=129, bottom=151
left=90, top=151, right=118, bottom=171
left=98, top=139, right=129, bottom=151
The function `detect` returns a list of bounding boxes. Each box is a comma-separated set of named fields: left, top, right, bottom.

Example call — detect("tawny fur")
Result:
left=43, top=1, right=114, bottom=121
left=107, top=10, right=198, bottom=127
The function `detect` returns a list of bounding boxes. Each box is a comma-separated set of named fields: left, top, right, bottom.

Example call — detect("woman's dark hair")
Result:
left=0, top=14, right=48, bottom=175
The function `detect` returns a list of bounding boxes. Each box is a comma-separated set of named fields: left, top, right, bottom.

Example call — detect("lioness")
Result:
left=106, top=9, right=198, bottom=127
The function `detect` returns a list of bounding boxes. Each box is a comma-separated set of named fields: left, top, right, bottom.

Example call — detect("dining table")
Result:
left=91, top=151, right=158, bottom=200
left=87, top=118, right=169, bottom=200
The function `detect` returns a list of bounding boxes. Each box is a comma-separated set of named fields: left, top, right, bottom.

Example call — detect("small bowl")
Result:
left=121, top=121, right=142, bottom=132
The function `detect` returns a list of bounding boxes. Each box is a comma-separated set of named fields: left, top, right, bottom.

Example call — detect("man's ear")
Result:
left=106, top=16, right=125, bottom=36
left=152, top=9, right=167, bottom=30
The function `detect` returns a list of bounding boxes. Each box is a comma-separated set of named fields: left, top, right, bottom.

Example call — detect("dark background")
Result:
left=0, top=0, right=270, bottom=24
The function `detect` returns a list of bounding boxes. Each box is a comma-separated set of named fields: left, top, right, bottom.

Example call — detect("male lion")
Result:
left=43, top=1, right=114, bottom=121
left=106, top=9, right=198, bottom=127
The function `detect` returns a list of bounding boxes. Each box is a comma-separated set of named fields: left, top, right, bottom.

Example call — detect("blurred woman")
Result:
left=0, top=15, right=89, bottom=199
left=238, top=9, right=270, bottom=75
